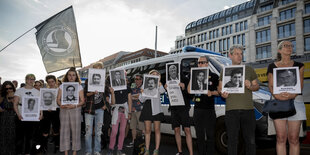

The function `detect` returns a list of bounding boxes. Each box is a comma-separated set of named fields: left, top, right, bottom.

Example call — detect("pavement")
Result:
left=44, top=133, right=310, bottom=155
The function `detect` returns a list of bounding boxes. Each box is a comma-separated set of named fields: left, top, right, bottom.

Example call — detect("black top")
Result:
left=84, top=79, right=107, bottom=114
left=193, top=71, right=219, bottom=110
left=114, top=86, right=132, bottom=104
left=169, top=76, right=191, bottom=110
left=267, top=61, right=304, bottom=74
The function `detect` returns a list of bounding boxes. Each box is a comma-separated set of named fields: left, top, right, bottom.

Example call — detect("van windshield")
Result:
left=209, top=56, right=232, bottom=73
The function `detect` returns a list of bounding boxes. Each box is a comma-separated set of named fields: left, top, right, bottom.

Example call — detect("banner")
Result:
left=35, top=6, right=82, bottom=73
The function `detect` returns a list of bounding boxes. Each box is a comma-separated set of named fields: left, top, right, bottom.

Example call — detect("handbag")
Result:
left=262, top=99, right=296, bottom=119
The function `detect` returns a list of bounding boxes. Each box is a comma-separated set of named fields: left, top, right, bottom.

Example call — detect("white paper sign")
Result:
left=61, top=82, right=79, bottom=105
left=190, top=67, right=209, bottom=94
left=222, top=65, right=245, bottom=94
left=22, top=96, right=40, bottom=121
left=40, top=88, right=57, bottom=111
left=273, top=67, right=301, bottom=94
left=109, top=69, right=127, bottom=91
left=167, top=84, right=185, bottom=106
left=142, top=74, right=160, bottom=98
left=88, top=68, right=106, bottom=92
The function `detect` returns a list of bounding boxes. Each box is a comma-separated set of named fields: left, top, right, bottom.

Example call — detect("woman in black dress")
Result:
left=0, top=81, right=16, bottom=155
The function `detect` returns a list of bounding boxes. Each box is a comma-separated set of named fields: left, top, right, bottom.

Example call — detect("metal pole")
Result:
left=155, top=26, right=157, bottom=58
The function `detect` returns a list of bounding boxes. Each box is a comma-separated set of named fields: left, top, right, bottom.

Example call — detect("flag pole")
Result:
left=0, top=27, right=35, bottom=53
left=155, top=26, right=158, bottom=58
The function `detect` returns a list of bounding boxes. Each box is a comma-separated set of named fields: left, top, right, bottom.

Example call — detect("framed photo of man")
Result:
left=166, top=62, right=180, bottom=85
left=222, top=65, right=245, bottom=94
left=109, top=69, right=127, bottom=91
left=142, top=74, right=160, bottom=98
left=40, top=88, right=57, bottom=111
left=273, top=67, right=301, bottom=94
left=88, top=68, right=106, bottom=92
left=190, top=67, right=209, bottom=94
left=61, top=82, right=79, bottom=105
left=22, top=96, right=40, bottom=121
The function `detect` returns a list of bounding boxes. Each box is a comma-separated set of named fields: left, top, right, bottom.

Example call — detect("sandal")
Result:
left=144, top=150, right=150, bottom=155
left=153, top=149, right=159, bottom=155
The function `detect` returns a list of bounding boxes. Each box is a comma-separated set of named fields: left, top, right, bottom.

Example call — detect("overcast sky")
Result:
left=0, top=0, right=248, bottom=85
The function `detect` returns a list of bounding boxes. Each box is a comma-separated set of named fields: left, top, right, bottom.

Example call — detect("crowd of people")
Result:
left=0, top=41, right=307, bottom=155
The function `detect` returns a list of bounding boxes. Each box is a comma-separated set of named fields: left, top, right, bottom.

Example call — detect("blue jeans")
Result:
left=85, top=109, right=104, bottom=153
left=225, top=109, right=256, bottom=155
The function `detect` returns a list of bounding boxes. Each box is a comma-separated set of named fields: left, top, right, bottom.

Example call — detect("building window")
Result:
left=232, top=14, right=238, bottom=21
left=242, top=34, right=245, bottom=46
left=216, top=29, right=219, bottom=38
left=233, top=36, right=236, bottom=44
left=235, top=23, right=239, bottom=32
left=219, top=40, right=222, bottom=51
left=222, top=27, right=226, bottom=36
left=210, top=42, right=213, bottom=51
left=214, top=41, right=216, bottom=51
left=279, top=8, right=296, bottom=21
left=260, top=4, right=273, bottom=12
left=304, top=19, right=310, bottom=33
left=256, top=29, right=271, bottom=43
left=201, top=34, right=204, bottom=42
left=206, top=43, right=209, bottom=50
left=278, top=23, right=295, bottom=39
left=279, top=0, right=295, bottom=6
left=244, top=21, right=248, bottom=30
left=226, top=17, right=231, bottom=23
left=256, top=45, right=272, bottom=60
left=305, top=37, right=310, bottom=51
left=223, top=39, right=227, bottom=51
left=240, top=22, right=244, bottom=31
left=306, top=3, right=310, bottom=14
left=258, top=15, right=272, bottom=27
left=227, top=38, right=230, bottom=50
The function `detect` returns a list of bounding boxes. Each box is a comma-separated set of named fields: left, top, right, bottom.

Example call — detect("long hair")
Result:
left=1, top=81, right=16, bottom=97
left=62, top=67, right=81, bottom=84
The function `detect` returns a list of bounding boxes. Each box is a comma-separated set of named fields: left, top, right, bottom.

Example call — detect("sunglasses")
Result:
left=283, top=44, right=294, bottom=48
left=6, top=87, right=13, bottom=90
left=198, top=61, right=208, bottom=64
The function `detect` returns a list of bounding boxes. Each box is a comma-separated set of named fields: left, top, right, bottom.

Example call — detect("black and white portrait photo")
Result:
left=190, top=67, right=209, bottom=94
left=88, top=68, right=106, bottom=92
left=61, top=82, right=79, bottom=105
left=222, top=65, right=245, bottom=93
left=166, top=62, right=180, bottom=85
left=142, top=74, right=160, bottom=98
left=40, top=88, right=57, bottom=111
left=273, top=67, right=301, bottom=94
left=22, top=97, right=40, bottom=121
left=109, top=69, right=127, bottom=91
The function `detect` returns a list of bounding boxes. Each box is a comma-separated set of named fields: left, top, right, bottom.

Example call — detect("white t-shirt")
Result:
left=14, top=87, right=40, bottom=114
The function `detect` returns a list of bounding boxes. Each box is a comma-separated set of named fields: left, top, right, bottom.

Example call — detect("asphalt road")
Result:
left=45, top=133, right=310, bottom=155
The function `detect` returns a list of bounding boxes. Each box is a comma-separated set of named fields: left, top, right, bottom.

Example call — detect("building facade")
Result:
left=172, top=0, right=310, bottom=68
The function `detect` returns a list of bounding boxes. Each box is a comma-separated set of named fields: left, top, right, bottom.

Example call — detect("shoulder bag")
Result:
left=262, top=99, right=296, bottom=119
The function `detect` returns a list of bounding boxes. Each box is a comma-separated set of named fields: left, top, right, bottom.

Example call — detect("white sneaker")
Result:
left=94, top=152, right=101, bottom=155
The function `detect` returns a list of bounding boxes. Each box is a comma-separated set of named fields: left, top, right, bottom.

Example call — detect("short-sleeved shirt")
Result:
left=267, top=61, right=304, bottom=75
left=115, top=86, right=132, bottom=104
left=14, top=87, right=40, bottom=114
left=194, top=71, right=219, bottom=110
left=131, top=86, right=142, bottom=112
left=219, top=65, right=258, bottom=111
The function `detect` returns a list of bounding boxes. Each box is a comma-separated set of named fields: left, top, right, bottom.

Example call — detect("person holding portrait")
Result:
left=266, top=40, right=306, bottom=155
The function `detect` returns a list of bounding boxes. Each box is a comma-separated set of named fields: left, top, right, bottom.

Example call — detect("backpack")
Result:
left=132, top=135, right=145, bottom=155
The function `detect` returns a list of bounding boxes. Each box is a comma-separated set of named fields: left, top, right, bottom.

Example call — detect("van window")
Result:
left=209, top=56, right=231, bottom=73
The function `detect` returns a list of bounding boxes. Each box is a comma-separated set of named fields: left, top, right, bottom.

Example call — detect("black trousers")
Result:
left=193, top=108, right=216, bottom=155
left=225, top=109, right=256, bottom=155
left=16, top=120, right=40, bottom=154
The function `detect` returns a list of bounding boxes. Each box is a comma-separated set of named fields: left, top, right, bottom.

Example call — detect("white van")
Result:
left=116, top=49, right=273, bottom=154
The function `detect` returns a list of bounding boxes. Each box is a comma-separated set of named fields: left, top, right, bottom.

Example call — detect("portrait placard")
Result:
left=142, top=74, right=160, bottom=98
left=88, top=68, right=106, bottom=92
left=222, top=65, right=245, bottom=94
left=273, top=67, right=301, bottom=94
left=40, top=88, right=57, bottom=111
left=166, top=62, right=180, bottom=85
left=61, top=82, right=79, bottom=105
left=22, top=96, right=40, bottom=121
left=190, top=67, right=209, bottom=94
left=109, top=69, right=127, bottom=91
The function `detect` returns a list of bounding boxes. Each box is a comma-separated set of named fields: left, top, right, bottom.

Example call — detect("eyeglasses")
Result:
left=198, top=61, right=208, bottom=64
left=27, top=78, right=35, bottom=81
left=135, top=78, right=142, bottom=80
left=283, top=44, right=294, bottom=48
